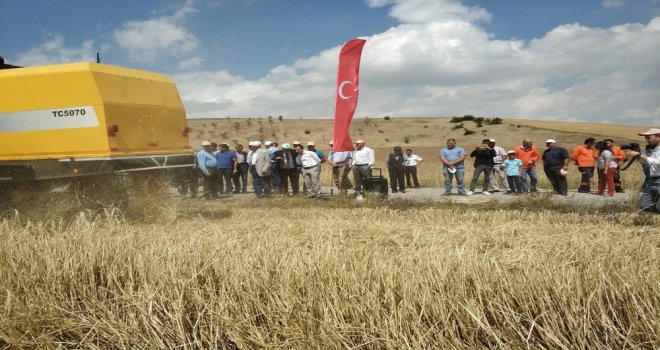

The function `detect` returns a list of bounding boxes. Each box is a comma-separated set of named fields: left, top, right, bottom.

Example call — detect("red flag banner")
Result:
left=332, top=39, right=366, bottom=152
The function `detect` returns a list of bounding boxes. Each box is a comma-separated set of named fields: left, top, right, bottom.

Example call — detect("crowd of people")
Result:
left=171, top=127, right=659, bottom=213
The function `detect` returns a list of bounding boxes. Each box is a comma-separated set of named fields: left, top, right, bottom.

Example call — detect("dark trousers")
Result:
left=202, top=168, right=220, bottom=198
left=279, top=168, right=299, bottom=195
left=507, top=175, right=523, bottom=193
left=218, top=168, right=233, bottom=193
left=404, top=166, right=420, bottom=187
left=353, top=165, right=371, bottom=194
left=250, top=166, right=271, bottom=197
left=232, top=163, right=249, bottom=193
left=577, top=166, right=594, bottom=192
left=544, top=165, right=567, bottom=196
left=270, top=163, right=281, bottom=192
left=469, top=165, right=491, bottom=192
left=613, top=167, right=624, bottom=192
left=388, top=167, right=405, bottom=191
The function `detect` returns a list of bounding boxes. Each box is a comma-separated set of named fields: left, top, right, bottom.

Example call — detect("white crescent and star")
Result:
left=338, top=80, right=358, bottom=100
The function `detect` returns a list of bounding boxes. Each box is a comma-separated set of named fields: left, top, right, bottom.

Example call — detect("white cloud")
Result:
left=366, top=0, right=491, bottom=23
left=178, top=1, right=659, bottom=125
left=13, top=33, right=95, bottom=66
left=602, top=0, right=626, bottom=8
left=178, top=56, right=203, bottom=70
left=113, top=0, right=199, bottom=64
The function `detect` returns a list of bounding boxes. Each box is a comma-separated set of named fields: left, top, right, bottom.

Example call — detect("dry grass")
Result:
left=1, top=117, right=657, bottom=348
left=1, top=200, right=658, bottom=349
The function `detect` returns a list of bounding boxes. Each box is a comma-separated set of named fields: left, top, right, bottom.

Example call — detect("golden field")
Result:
left=1, top=117, right=658, bottom=349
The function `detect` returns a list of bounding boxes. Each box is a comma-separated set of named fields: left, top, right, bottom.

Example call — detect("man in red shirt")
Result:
left=514, top=138, right=540, bottom=193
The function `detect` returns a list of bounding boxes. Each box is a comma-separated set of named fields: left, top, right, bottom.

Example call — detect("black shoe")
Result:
left=400, top=190, right=406, bottom=193
left=615, top=189, right=625, bottom=193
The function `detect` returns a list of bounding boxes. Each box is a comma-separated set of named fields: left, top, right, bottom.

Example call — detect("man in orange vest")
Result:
left=604, top=139, right=626, bottom=193
left=571, top=138, right=596, bottom=193
left=514, top=138, right=540, bottom=193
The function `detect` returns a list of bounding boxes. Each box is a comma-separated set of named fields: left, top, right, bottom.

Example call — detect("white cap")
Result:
left=329, top=140, right=334, bottom=145
left=201, top=140, right=212, bottom=146
left=507, top=150, right=516, bottom=154
left=282, top=143, right=292, bottom=149
left=355, top=139, right=365, bottom=144
left=264, top=141, right=272, bottom=146
left=292, top=140, right=301, bottom=145
left=489, top=139, right=496, bottom=143
left=248, top=141, right=261, bottom=147
left=545, top=139, right=556, bottom=144
left=307, top=141, right=315, bottom=146
left=638, top=128, right=660, bottom=136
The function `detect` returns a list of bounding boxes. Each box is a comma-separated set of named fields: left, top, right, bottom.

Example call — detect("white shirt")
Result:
left=644, top=145, right=660, bottom=176
left=404, top=154, right=422, bottom=166
left=492, top=146, right=507, bottom=164
left=298, top=150, right=321, bottom=168
left=353, top=146, right=375, bottom=166
left=247, top=150, right=257, bottom=165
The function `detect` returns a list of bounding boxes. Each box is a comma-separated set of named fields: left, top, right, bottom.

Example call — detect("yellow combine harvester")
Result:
left=0, top=58, right=194, bottom=183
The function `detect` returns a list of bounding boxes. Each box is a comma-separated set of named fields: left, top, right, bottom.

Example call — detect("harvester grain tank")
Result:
left=0, top=58, right=195, bottom=183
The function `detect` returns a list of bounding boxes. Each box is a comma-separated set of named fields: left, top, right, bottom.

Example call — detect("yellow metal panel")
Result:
left=0, top=62, right=191, bottom=161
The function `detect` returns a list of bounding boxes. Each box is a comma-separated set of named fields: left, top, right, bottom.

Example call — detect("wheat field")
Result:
left=1, top=117, right=658, bottom=349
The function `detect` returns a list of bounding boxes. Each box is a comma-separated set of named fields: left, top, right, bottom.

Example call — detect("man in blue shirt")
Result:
left=439, top=138, right=467, bottom=195
left=216, top=143, right=237, bottom=194
left=197, top=140, right=220, bottom=199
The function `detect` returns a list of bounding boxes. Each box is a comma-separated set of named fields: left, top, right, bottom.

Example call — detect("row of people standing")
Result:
left=439, top=137, right=632, bottom=197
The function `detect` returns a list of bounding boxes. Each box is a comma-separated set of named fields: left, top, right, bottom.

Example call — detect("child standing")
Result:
left=502, top=150, right=523, bottom=194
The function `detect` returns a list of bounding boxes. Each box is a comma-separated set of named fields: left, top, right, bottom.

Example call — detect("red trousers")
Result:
left=597, top=168, right=616, bottom=196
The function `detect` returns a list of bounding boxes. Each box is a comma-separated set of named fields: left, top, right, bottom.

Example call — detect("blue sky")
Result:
left=1, top=0, right=659, bottom=124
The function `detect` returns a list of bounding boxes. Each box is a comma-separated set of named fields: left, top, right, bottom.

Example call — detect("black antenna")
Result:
left=96, top=50, right=100, bottom=63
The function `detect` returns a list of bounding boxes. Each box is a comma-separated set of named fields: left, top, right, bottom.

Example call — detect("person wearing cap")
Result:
left=541, top=139, right=570, bottom=196
left=403, top=148, right=423, bottom=188
left=197, top=140, right=220, bottom=199
left=487, top=139, right=510, bottom=193
left=625, top=128, right=660, bottom=213
left=248, top=141, right=272, bottom=198
left=571, top=138, right=596, bottom=193
left=295, top=144, right=322, bottom=197
left=274, top=143, right=299, bottom=195
left=502, top=150, right=524, bottom=194
left=307, top=141, right=327, bottom=163
left=232, top=144, right=249, bottom=193
left=328, top=140, right=353, bottom=195
left=467, top=139, right=496, bottom=195
left=386, top=146, right=406, bottom=193
left=514, top=139, right=541, bottom=193
left=352, top=139, right=375, bottom=197
left=265, top=141, right=281, bottom=193
left=439, top=138, right=467, bottom=195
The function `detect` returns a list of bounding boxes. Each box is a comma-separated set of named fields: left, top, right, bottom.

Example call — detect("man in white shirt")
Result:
left=248, top=141, right=272, bottom=198
left=626, top=128, right=660, bottom=213
left=403, top=148, right=423, bottom=188
left=352, top=139, right=375, bottom=196
left=295, top=144, right=322, bottom=197
left=487, top=139, right=511, bottom=193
